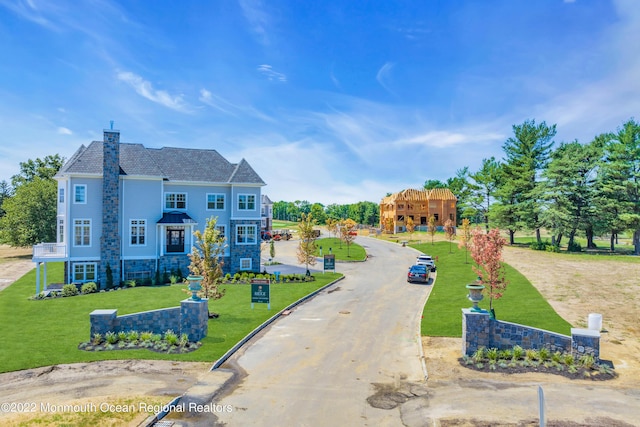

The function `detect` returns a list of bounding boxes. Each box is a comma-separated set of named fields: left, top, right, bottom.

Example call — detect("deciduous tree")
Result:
left=457, top=218, right=472, bottom=263
left=427, top=215, right=437, bottom=245
left=470, top=228, right=508, bottom=313
left=188, top=216, right=226, bottom=314
left=339, top=218, right=357, bottom=257
left=297, top=213, right=318, bottom=275
left=444, top=219, right=455, bottom=252
left=0, top=178, right=56, bottom=246
left=406, top=216, right=415, bottom=242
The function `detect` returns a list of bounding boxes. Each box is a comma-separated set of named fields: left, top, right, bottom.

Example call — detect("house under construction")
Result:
left=379, top=188, right=457, bottom=233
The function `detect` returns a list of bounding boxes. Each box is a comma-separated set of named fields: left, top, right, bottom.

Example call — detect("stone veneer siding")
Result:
left=159, top=254, right=191, bottom=278
left=100, top=130, right=121, bottom=289
left=229, top=219, right=261, bottom=272
left=462, top=309, right=600, bottom=360
left=122, top=259, right=156, bottom=280
left=90, top=299, right=208, bottom=342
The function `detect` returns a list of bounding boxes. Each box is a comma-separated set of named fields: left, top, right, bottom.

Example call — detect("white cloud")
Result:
left=376, top=62, right=396, bottom=95
left=57, top=126, right=72, bottom=135
left=257, top=64, right=287, bottom=83
left=116, top=71, right=189, bottom=112
left=238, top=0, right=271, bottom=46
left=394, top=130, right=504, bottom=148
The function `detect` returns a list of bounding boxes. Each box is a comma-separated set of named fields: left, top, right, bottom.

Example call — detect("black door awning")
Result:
left=157, top=211, right=197, bottom=224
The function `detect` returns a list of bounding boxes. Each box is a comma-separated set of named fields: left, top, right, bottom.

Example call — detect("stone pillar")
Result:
left=100, top=129, right=121, bottom=289
left=462, top=309, right=491, bottom=356
left=180, top=299, right=209, bottom=342
left=90, top=309, right=118, bottom=339
left=571, top=328, right=600, bottom=361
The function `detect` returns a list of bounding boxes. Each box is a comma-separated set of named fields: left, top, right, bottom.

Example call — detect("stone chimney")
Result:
left=100, top=127, right=121, bottom=289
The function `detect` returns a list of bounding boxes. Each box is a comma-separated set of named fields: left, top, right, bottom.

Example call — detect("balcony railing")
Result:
left=32, top=243, right=67, bottom=260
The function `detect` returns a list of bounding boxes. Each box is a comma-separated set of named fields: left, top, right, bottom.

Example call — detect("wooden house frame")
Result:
left=379, top=188, right=457, bottom=233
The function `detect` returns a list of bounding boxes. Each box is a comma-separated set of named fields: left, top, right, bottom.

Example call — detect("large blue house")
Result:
left=32, top=128, right=265, bottom=291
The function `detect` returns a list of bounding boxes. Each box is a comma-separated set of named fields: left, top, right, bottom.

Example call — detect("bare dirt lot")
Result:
left=421, top=246, right=640, bottom=426
left=1, top=242, right=640, bottom=426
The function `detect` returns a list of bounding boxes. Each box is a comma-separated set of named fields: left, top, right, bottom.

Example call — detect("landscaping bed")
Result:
left=78, top=330, right=202, bottom=354
left=458, top=346, right=616, bottom=381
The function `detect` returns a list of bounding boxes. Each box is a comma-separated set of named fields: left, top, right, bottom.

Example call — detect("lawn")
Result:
left=272, top=220, right=298, bottom=230
left=416, top=241, right=572, bottom=337
left=314, top=237, right=366, bottom=261
left=0, top=263, right=342, bottom=373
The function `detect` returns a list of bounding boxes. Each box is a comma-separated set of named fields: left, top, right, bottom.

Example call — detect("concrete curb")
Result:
left=210, top=275, right=345, bottom=370
left=144, top=275, right=345, bottom=426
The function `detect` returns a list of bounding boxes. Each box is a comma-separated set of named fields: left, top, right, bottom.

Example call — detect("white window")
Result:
left=240, top=258, right=252, bottom=271
left=130, top=219, right=146, bottom=246
left=58, top=219, right=64, bottom=243
left=165, top=193, right=187, bottom=209
left=74, top=185, right=86, bottom=204
left=238, top=194, right=256, bottom=210
left=236, top=224, right=257, bottom=244
left=59, top=188, right=65, bottom=203
left=207, top=194, right=225, bottom=210
left=73, top=219, right=91, bottom=246
left=216, top=225, right=226, bottom=240
left=73, top=262, right=96, bottom=282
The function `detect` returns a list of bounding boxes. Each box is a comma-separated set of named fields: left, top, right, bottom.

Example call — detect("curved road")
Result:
left=182, top=236, right=432, bottom=426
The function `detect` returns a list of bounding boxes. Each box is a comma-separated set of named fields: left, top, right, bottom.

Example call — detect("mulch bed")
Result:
left=458, top=358, right=617, bottom=381
left=78, top=341, right=201, bottom=354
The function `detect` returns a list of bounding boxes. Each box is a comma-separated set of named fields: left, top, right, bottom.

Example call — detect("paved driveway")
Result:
left=169, top=236, right=432, bottom=426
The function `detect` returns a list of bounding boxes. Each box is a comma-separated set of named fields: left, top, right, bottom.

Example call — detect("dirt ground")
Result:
left=424, top=246, right=640, bottom=386
left=1, top=243, right=640, bottom=426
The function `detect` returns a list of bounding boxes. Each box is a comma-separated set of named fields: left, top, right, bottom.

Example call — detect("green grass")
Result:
left=315, top=237, right=366, bottom=261
left=416, top=242, right=572, bottom=337
left=272, top=220, right=298, bottom=230
left=0, top=263, right=342, bottom=373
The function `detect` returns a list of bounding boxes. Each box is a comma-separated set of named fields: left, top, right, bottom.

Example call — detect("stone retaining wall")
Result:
left=462, top=309, right=600, bottom=360
left=90, top=299, right=208, bottom=342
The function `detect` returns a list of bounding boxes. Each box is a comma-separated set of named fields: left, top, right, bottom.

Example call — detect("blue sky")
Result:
left=1, top=0, right=639, bottom=204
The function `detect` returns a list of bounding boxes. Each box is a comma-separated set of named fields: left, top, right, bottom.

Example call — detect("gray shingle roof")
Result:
left=57, top=141, right=265, bottom=185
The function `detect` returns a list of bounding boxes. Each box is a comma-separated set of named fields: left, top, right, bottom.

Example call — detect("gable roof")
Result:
left=381, top=188, right=457, bottom=204
left=57, top=141, right=265, bottom=185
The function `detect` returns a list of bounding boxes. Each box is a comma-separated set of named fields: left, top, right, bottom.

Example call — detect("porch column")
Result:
left=43, top=262, right=47, bottom=291
left=35, top=262, right=41, bottom=295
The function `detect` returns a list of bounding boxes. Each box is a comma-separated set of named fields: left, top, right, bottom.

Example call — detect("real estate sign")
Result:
left=251, top=279, right=270, bottom=309
left=324, top=254, right=335, bottom=272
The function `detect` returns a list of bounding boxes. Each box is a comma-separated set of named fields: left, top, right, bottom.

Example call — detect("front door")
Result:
left=166, top=228, right=185, bottom=253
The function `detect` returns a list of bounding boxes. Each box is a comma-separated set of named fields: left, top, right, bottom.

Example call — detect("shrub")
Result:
left=92, top=333, right=103, bottom=345
left=126, top=279, right=137, bottom=288
left=578, top=354, right=596, bottom=369
left=512, top=345, right=524, bottom=360
left=126, top=330, right=140, bottom=343
left=530, top=240, right=559, bottom=252
left=106, top=263, right=114, bottom=289
left=105, top=331, right=118, bottom=344
left=140, top=331, right=153, bottom=342
left=62, top=284, right=79, bottom=297
left=567, top=241, right=582, bottom=252
left=179, top=333, right=189, bottom=347
left=170, top=275, right=179, bottom=285
left=164, top=330, right=179, bottom=346
left=486, top=348, right=499, bottom=362
left=539, top=347, right=550, bottom=362
left=81, top=282, right=98, bottom=294
left=545, top=244, right=560, bottom=253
